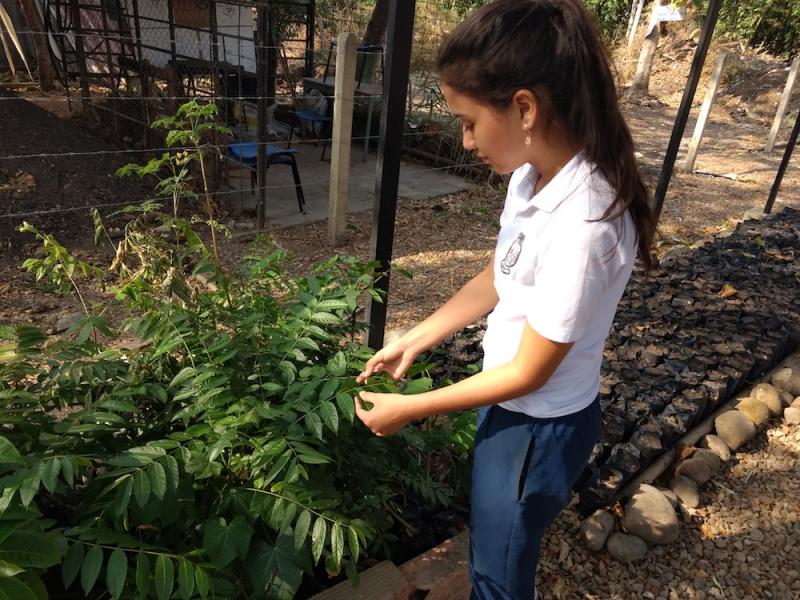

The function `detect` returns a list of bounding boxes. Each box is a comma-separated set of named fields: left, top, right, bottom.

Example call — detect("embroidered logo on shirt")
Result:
left=500, top=232, right=525, bottom=274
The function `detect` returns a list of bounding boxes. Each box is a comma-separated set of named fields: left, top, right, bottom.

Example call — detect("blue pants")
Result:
left=469, top=399, right=601, bottom=600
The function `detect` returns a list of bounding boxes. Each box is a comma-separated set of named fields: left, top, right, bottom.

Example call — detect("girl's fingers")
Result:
left=393, top=356, right=414, bottom=380
left=358, top=360, right=393, bottom=383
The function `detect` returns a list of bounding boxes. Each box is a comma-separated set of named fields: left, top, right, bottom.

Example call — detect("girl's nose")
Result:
left=462, top=127, right=476, bottom=151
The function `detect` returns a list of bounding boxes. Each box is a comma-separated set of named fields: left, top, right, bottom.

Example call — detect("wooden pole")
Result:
left=305, top=1, right=314, bottom=77
left=624, top=0, right=636, bottom=42
left=17, top=0, right=58, bottom=90
left=328, top=32, right=357, bottom=246
left=166, top=0, right=177, bottom=65
left=653, top=0, right=722, bottom=219
left=366, top=0, right=416, bottom=350
left=766, top=57, right=800, bottom=153
left=683, top=52, right=727, bottom=172
left=130, top=0, right=150, bottom=146
left=626, top=0, right=645, bottom=50
left=68, top=0, right=91, bottom=108
left=209, top=0, right=220, bottom=72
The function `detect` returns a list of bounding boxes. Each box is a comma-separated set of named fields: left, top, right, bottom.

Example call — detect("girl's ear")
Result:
left=511, top=89, right=539, bottom=131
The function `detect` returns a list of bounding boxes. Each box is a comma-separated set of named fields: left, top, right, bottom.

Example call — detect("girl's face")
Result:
left=441, top=83, right=532, bottom=175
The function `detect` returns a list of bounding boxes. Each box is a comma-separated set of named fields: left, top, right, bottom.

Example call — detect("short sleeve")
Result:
left=526, top=221, right=619, bottom=343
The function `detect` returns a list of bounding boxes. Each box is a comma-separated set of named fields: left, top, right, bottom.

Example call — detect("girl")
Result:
left=355, top=1, right=656, bottom=598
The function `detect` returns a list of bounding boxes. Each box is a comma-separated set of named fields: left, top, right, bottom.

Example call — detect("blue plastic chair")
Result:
left=289, top=110, right=332, bottom=161
left=228, top=142, right=305, bottom=213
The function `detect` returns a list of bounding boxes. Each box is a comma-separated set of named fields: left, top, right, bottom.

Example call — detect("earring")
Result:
left=525, top=130, right=532, bottom=147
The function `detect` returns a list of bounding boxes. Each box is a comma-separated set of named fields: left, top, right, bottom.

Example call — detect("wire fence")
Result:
left=0, top=0, right=488, bottom=245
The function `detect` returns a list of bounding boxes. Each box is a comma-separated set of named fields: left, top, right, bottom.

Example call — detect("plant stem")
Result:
left=64, top=266, right=90, bottom=316
left=196, top=145, right=220, bottom=267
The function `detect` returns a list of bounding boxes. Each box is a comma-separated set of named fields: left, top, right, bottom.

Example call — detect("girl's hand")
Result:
left=356, top=337, right=420, bottom=384
left=354, top=391, right=416, bottom=436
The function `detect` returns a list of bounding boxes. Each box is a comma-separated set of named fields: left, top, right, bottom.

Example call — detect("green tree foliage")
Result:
left=584, top=0, right=800, bottom=55
left=585, top=0, right=632, bottom=40
left=0, top=102, right=474, bottom=599
left=427, top=1, right=800, bottom=56
left=696, top=0, right=800, bottom=57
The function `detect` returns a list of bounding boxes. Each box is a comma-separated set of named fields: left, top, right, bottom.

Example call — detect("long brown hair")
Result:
left=437, top=0, right=655, bottom=272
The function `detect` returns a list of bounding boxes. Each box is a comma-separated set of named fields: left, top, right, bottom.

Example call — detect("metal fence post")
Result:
left=764, top=108, right=800, bottom=214
left=366, top=0, right=416, bottom=350
left=653, top=0, right=722, bottom=220
left=256, top=0, right=270, bottom=229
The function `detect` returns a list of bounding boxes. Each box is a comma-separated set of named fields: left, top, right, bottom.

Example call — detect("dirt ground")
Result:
left=1, top=29, right=799, bottom=331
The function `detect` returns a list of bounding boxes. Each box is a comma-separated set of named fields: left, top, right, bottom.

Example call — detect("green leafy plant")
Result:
left=2, top=101, right=475, bottom=599
left=695, top=0, right=800, bottom=58
left=117, top=100, right=231, bottom=266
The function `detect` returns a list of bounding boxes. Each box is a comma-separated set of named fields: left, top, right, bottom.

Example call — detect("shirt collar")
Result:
left=511, top=152, right=588, bottom=214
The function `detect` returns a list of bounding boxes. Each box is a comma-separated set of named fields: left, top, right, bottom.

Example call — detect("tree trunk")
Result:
left=630, top=0, right=670, bottom=96
left=16, top=0, right=58, bottom=91
left=362, top=0, right=390, bottom=46
left=631, top=23, right=659, bottom=94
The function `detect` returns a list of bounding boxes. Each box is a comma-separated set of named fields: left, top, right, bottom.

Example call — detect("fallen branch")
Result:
left=693, top=170, right=738, bottom=180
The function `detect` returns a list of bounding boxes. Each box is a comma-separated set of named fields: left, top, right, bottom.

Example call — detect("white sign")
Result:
left=653, top=4, right=685, bottom=22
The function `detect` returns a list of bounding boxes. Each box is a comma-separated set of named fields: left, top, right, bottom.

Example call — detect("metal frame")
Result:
left=47, top=0, right=315, bottom=121
left=764, top=108, right=800, bottom=214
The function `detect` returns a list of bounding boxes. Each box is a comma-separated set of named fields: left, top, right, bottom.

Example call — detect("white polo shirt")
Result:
left=482, top=152, right=636, bottom=418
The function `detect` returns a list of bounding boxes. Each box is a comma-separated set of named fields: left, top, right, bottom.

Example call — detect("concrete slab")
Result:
left=220, top=141, right=473, bottom=228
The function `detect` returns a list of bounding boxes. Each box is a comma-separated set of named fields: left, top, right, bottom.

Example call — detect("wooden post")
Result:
left=626, top=0, right=645, bottom=50
left=17, top=0, right=58, bottom=90
left=328, top=32, right=357, bottom=246
left=305, top=1, right=314, bottom=77
left=69, top=0, right=91, bottom=108
left=683, top=52, right=727, bottom=172
left=209, top=0, right=220, bottom=75
left=766, top=57, right=800, bottom=153
left=131, top=0, right=150, bottom=145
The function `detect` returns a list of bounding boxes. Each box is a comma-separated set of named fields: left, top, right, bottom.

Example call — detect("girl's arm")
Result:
left=356, top=321, right=573, bottom=436
left=357, top=252, right=498, bottom=383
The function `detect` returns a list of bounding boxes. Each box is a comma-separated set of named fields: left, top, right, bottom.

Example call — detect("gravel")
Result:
left=536, top=422, right=800, bottom=599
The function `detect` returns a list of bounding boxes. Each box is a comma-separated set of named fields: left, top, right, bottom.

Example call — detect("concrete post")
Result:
left=683, top=52, right=727, bottom=172
left=328, top=32, right=357, bottom=246
left=766, top=57, right=800, bottom=153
